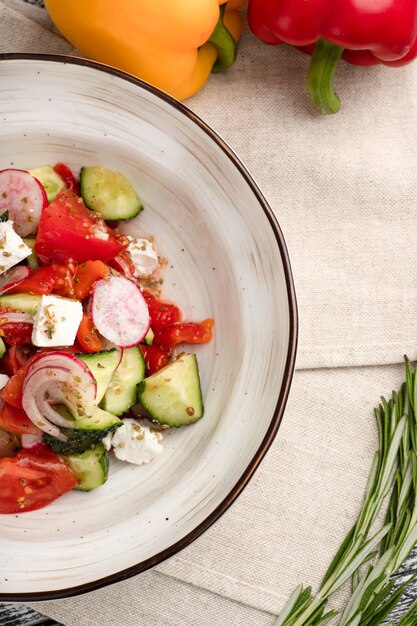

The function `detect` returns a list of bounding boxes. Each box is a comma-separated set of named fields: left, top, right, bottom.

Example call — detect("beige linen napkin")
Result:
left=29, top=364, right=405, bottom=625
left=2, top=2, right=417, bottom=624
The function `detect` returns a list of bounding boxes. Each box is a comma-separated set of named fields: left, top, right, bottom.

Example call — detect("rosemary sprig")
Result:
left=274, top=358, right=417, bottom=626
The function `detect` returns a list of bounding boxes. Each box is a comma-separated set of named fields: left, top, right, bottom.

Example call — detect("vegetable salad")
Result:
left=0, top=163, right=214, bottom=513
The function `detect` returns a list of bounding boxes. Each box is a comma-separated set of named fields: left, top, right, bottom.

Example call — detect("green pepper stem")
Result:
left=208, top=5, right=237, bottom=73
left=307, top=39, right=344, bottom=115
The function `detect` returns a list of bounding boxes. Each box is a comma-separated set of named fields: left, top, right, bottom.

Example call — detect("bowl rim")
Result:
left=0, top=52, right=298, bottom=602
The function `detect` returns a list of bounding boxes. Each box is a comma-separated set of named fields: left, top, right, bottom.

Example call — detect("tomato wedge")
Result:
left=34, top=189, right=127, bottom=263
left=53, top=162, right=80, bottom=195
left=6, top=266, right=57, bottom=295
left=139, top=344, right=169, bottom=375
left=73, top=260, right=110, bottom=300
left=0, top=403, right=38, bottom=435
left=154, top=319, right=214, bottom=349
left=143, top=291, right=182, bottom=333
left=0, top=448, right=77, bottom=513
left=2, top=367, right=26, bottom=408
left=51, top=261, right=76, bottom=298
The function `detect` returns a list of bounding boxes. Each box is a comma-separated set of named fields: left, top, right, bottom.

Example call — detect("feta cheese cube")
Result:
left=127, top=236, right=159, bottom=278
left=32, top=295, right=83, bottom=347
left=0, top=221, right=31, bottom=274
left=103, top=418, right=163, bottom=465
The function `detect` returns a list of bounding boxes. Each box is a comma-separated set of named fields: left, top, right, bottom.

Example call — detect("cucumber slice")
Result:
left=143, top=327, right=154, bottom=346
left=0, top=337, right=5, bottom=358
left=22, top=238, right=39, bottom=270
left=64, top=444, right=109, bottom=491
left=0, top=293, right=41, bottom=314
left=78, top=349, right=121, bottom=403
left=138, top=354, right=204, bottom=427
left=101, top=346, right=145, bottom=416
left=80, top=165, right=142, bottom=220
left=44, top=406, right=122, bottom=455
left=29, top=166, right=65, bottom=203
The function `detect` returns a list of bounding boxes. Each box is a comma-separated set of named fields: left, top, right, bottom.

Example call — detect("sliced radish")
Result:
left=91, top=274, right=150, bottom=347
left=0, top=266, right=31, bottom=294
left=0, top=169, right=48, bottom=236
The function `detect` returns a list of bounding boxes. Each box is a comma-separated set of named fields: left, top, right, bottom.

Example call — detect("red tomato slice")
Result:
left=53, top=162, right=80, bottom=195
left=34, top=189, right=127, bottom=263
left=139, top=344, right=169, bottom=375
left=6, top=266, right=57, bottom=295
left=0, top=403, right=38, bottom=435
left=73, top=260, right=110, bottom=300
left=154, top=319, right=214, bottom=349
left=0, top=448, right=77, bottom=513
left=143, top=291, right=182, bottom=334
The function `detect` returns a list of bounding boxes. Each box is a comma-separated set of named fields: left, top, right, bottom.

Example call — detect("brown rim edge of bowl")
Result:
left=0, top=52, right=298, bottom=603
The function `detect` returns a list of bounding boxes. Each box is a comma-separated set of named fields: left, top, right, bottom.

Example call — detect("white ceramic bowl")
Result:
left=0, top=54, right=297, bottom=601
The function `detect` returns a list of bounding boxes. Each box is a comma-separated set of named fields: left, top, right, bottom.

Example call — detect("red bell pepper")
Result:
left=248, top=0, right=417, bottom=114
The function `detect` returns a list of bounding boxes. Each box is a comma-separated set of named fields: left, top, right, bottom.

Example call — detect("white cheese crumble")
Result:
left=0, top=221, right=31, bottom=274
left=126, top=236, right=159, bottom=278
left=0, top=374, right=9, bottom=390
left=103, top=418, right=163, bottom=465
left=32, top=295, right=83, bottom=347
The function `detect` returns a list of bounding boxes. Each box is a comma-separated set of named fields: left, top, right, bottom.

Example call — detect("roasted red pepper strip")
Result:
left=7, top=266, right=57, bottom=295
left=139, top=344, right=169, bottom=375
left=53, top=162, right=80, bottom=195
left=248, top=0, right=417, bottom=113
left=76, top=313, right=104, bottom=353
left=154, top=319, right=214, bottom=349
left=73, top=260, right=110, bottom=301
left=143, top=291, right=182, bottom=334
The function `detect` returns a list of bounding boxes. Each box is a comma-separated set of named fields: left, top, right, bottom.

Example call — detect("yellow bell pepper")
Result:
left=44, top=0, right=244, bottom=100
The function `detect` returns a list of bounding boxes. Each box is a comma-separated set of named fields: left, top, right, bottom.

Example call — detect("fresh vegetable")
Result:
left=0, top=266, right=31, bottom=295
left=44, top=0, right=243, bottom=100
left=154, top=318, right=214, bottom=349
left=22, top=352, right=97, bottom=440
left=73, top=260, right=110, bottom=301
left=101, top=346, right=145, bottom=416
left=138, top=353, right=203, bottom=427
left=53, top=162, right=80, bottom=195
left=91, top=274, right=150, bottom=347
left=0, top=403, right=38, bottom=435
left=139, top=344, right=169, bottom=376
left=0, top=162, right=214, bottom=512
left=6, top=266, right=57, bottom=295
left=274, top=358, right=417, bottom=626
left=0, top=169, right=47, bottom=236
left=0, top=307, right=34, bottom=346
left=79, top=349, right=121, bottom=403
left=0, top=448, right=77, bottom=513
left=143, top=291, right=182, bottom=333
left=63, top=443, right=109, bottom=491
left=28, top=166, right=65, bottom=203
left=34, top=189, right=127, bottom=263
left=80, top=165, right=142, bottom=221
left=0, top=293, right=41, bottom=315
left=76, top=313, right=104, bottom=353
left=23, top=238, right=39, bottom=271
left=248, top=0, right=417, bottom=114
left=43, top=406, right=123, bottom=455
